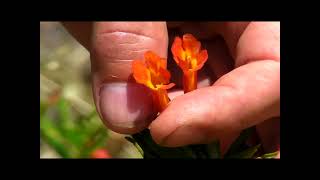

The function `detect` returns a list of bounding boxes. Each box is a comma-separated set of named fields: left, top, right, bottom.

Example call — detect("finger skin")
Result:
left=65, top=22, right=169, bottom=134
left=62, top=22, right=168, bottom=134
left=150, top=60, right=280, bottom=146
left=92, top=22, right=169, bottom=134
left=236, top=22, right=280, bottom=151
left=150, top=22, right=280, bottom=147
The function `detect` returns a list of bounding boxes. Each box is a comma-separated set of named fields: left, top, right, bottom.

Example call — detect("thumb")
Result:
left=90, top=22, right=168, bottom=134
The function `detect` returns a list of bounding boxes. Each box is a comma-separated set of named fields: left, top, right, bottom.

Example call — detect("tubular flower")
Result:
left=171, top=34, right=208, bottom=93
left=132, top=51, right=175, bottom=112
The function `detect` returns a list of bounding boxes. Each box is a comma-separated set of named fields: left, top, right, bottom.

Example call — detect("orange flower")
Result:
left=132, top=51, right=175, bottom=112
left=171, top=34, right=208, bottom=93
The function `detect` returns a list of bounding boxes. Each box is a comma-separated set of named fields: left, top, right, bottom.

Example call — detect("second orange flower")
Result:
left=171, top=34, right=208, bottom=93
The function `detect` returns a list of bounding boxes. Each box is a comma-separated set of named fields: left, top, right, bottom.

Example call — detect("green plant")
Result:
left=126, top=127, right=278, bottom=159
left=40, top=97, right=109, bottom=158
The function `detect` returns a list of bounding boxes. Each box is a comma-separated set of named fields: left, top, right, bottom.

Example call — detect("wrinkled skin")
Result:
left=62, top=22, right=280, bottom=158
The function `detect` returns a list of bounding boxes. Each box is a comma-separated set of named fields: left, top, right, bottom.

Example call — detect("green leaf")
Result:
left=125, top=136, right=136, bottom=144
left=188, top=144, right=210, bottom=158
left=64, top=129, right=87, bottom=149
left=259, top=151, right=279, bottom=159
left=77, top=112, right=102, bottom=137
left=226, top=144, right=261, bottom=159
left=40, top=116, right=71, bottom=158
left=57, top=98, right=75, bottom=130
left=79, top=127, right=108, bottom=157
left=207, top=140, right=221, bottom=159
left=224, top=127, right=255, bottom=157
left=125, top=136, right=144, bottom=156
left=131, top=129, right=195, bottom=158
left=55, top=98, right=88, bottom=149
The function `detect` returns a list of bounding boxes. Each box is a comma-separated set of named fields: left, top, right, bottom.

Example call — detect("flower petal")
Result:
left=132, top=60, right=151, bottom=86
left=182, top=34, right=201, bottom=55
left=158, top=68, right=171, bottom=84
left=145, top=51, right=166, bottom=71
left=194, top=49, right=208, bottom=71
left=158, top=83, right=175, bottom=90
left=171, top=37, right=185, bottom=64
left=159, top=58, right=167, bottom=69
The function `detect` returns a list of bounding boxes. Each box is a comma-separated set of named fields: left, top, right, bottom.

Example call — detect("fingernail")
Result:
left=99, top=82, right=154, bottom=134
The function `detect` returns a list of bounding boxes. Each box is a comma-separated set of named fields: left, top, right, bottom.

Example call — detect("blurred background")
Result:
left=40, top=22, right=141, bottom=158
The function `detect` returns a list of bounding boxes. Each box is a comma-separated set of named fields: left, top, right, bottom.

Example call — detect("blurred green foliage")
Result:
left=40, top=97, right=109, bottom=158
left=40, top=22, right=141, bottom=158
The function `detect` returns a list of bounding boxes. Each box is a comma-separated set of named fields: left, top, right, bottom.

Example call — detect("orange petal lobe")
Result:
left=182, top=34, right=201, bottom=55
left=158, top=83, right=175, bottom=90
left=132, top=60, right=150, bottom=85
left=171, top=37, right=184, bottom=64
left=145, top=51, right=167, bottom=72
left=158, top=68, right=171, bottom=84
left=194, top=49, right=208, bottom=71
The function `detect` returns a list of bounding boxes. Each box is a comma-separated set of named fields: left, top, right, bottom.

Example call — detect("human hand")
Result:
left=62, top=22, right=280, bottom=156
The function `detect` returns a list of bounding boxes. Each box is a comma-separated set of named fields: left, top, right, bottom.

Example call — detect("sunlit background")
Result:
left=40, top=22, right=141, bottom=158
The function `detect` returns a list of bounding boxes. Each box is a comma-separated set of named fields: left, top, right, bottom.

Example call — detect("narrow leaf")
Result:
left=224, top=127, right=255, bottom=157
left=40, top=116, right=70, bottom=158
left=226, top=144, right=261, bottom=159
left=131, top=129, right=195, bottom=158
left=259, top=151, right=279, bottom=159
left=207, top=140, right=221, bottom=159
